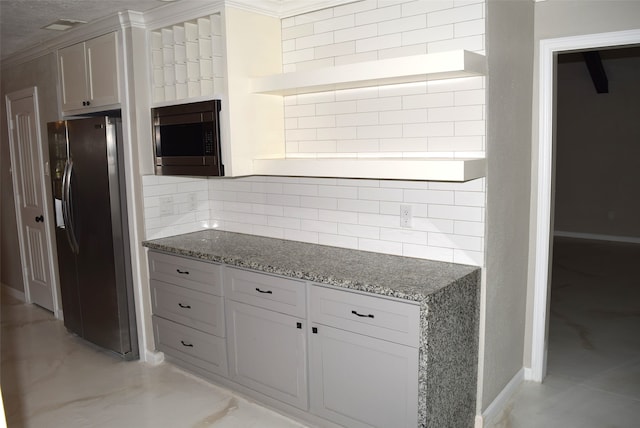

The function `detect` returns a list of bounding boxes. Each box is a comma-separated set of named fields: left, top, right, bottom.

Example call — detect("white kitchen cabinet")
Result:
left=226, top=300, right=308, bottom=410
left=309, top=285, right=420, bottom=428
left=59, top=32, right=120, bottom=112
left=224, top=267, right=308, bottom=410
left=148, top=251, right=227, bottom=377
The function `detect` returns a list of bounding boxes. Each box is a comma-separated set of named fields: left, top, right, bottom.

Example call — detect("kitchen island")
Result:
left=143, top=229, right=480, bottom=428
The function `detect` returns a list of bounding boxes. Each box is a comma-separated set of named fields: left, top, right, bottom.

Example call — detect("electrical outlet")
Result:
left=400, top=204, right=412, bottom=228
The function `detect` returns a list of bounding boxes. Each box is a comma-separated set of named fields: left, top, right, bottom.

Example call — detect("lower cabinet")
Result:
left=148, top=251, right=420, bottom=428
left=153, top=316, right=228, bottom=376
left=226, top=300, right=308, bottom=409
left=309, top=284, right=420, bottom=428
left=309, top=325, right=418, bottom=428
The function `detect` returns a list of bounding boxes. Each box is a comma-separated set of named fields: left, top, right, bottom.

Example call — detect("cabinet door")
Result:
left=226, top=300, right=308, bottom=410
left=310, top=325, right=418, bottom=428
left=59, top=41, right=88, bottom=111
left=85, top=32, right=120, bottom=108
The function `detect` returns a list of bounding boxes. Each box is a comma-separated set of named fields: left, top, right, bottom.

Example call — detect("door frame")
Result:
left=5, top=86, right=61, bottom=318
left=530, top=29, right=640, bottom=382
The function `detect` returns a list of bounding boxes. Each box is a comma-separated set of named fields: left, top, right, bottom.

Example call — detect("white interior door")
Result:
left=6, top=87, right=57, bottom=313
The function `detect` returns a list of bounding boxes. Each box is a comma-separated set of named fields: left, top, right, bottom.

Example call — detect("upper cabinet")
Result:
left=58, top=32, right=120, bottom=113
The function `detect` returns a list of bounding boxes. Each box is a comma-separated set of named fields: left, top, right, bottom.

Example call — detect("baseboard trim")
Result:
left=554, top=230, right=640, bottom=244
left=2, top=284, right=26, bottom=302
left=144, top=350, right=165, bottom=365
left=480, top=368, right=524, bottom=428
left=524, top=366, right=535, bottom=381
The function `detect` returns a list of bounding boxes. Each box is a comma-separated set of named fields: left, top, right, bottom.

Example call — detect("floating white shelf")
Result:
left=252, top=50, right=487, bottom=95
left=252, top=157, right=486, bottom=182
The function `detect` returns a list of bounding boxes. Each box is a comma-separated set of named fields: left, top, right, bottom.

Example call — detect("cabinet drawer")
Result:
left=310, top=285, right=420, bottom=348
left=151, top=280, right=225, bottom=337
left=224, top=267, right=306, bottom=317
left=148, top=251, right=222, bottom=296
left=153, top=316, right=228, bottom=377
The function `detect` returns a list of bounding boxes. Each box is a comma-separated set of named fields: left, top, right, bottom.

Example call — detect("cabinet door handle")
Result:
left=178, top=303, right=191, bottom=309
left=351, top=310, right=374, bottom=319
left=255, top=287, right=272, bottom=294
left=180, top=341, right=193, bottom=347
left=312, top=327, right=318, bottom=334
left=35, top=215, right=44, bottom=223
left=176, top=269, right=190, bottom=275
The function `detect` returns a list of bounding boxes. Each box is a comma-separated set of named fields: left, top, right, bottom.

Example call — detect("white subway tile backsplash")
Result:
left=334, top=0, right=377, bottom=17
left=454, top=249, right=484, bottom=265
left=455, top=190, right=485, bottom=207
left=338, top=223, right=380, bottom=239
left=454, top=220, right=485, bottom=237
left=268, top=216, right=301, bottom=230
left=298, top=115, right=336, bottom=128
left=283, top=48, right=315, bottom=65
left=380, top=108, right=427, bottom=124
left=379, top=137, right=428, bottom=152
left=428, top=34, right=484, bottom=53
left=335, top=51, right=380, bottom=65
left=318, top=233, right=359, bottom=249
left=455, top=89, right=485, bottom=105
left=336, top=112, right=379, bottom=127
left=301, top=219, right=338, bottom=234
left=356, top=33, right=402, bottom=53
left=357, top=97, right=402, bottom=112
left=378, top=43, right=427, bottom=59
left=358, top=213, right=399, bottom=228
left=284, top=229, right=319, bottom=244
left=296, top=32, right=334, bottom=50
left=429, top=105, right=483, bottom=122
left=359, top=187, right=403, bottom=202
left=315, top=41, right=356, bottom=59
left=403, top=243, right=454, bottom=263
left=294, top=7, right=334, bottom=25
left=454, top=18, right=485, bottom=37
left=359, top=238, right=403, bottom=256
left=455, top=120, right=485, bottom=136
left=429, top=232, right=482, bottom=251
left=337, top=139, right=380, bottom=152
left=380, top=227, right=428, bottom=244
left=282, top=23, right=314, bottom=41
left=403, top=92, right=454, bottom=109
left=402, top=25, right=453, bottom=46
left=298, top=140, right=337, bottom=153
left=357, top=124, right=403, bottom=139
left=401, top=0, right=454, bottom=17
left=338, top=198, right=380, bottom=213
left=314, top=14, right=355, bottom=33
left=356, top=4, right=402, bottom=25
left=428, top=204, right=482, bottom=222
left=378, top=14, right=426, bottom=35
left=405, top=189, right=454, bottom=204
left=319, top=209, right=358, bottom=224
left=335, top=24, right=378, bottom=43
left=428, top=136, right=483, bottom=152
left=300, top=196, right=339, bottom=210
left=427, top=3, right=484, bottom=27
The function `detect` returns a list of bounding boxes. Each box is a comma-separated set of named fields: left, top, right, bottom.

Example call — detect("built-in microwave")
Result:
left=152, top=100, right=224, bottom=176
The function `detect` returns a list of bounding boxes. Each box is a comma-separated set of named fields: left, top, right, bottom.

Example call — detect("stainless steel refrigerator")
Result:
left=48, top=116, right=138, bottom=360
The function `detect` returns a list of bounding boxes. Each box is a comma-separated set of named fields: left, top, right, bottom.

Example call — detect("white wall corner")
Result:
left=481, top=368, right=524, bottom=428
left=524, top=366, right=535, bottom=381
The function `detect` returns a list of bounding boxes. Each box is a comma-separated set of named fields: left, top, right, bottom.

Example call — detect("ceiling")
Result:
left=0, top=0, right=352, bottom=62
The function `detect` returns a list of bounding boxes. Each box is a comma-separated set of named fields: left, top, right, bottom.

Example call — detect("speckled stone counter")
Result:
left=143, top=229, right=480, bottom=428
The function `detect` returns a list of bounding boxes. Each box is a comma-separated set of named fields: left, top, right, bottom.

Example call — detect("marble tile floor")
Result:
left=0, top=292, right=309, bottom=428
left=490, top=238, right=640, bottom=428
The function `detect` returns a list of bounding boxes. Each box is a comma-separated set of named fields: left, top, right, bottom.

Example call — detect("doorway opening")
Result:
left=531, top=30, right=640, bottom=382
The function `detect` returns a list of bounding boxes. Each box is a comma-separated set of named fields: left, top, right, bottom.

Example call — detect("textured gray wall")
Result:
left=1, top=53, right=59, bottom=292
left=482, top=0, right=534, bottom=412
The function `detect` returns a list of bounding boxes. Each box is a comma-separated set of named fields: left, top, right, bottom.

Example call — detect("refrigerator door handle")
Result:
left=62, top=158, right=79, bottom=254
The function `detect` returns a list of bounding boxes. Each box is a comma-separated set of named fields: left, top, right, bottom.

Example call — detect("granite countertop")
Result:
left=142, top=229, right=479, bottom=303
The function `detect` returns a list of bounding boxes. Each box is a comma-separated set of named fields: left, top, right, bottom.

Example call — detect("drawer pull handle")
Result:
left=178, top=303, right=191, bottom=309
left=255, top=287, right=273, bottom=294
left=176, top=269, right=190, bottom=274
left=180, top=341, right=194, bottom=347
left=351, top=310, right=374, bottom=319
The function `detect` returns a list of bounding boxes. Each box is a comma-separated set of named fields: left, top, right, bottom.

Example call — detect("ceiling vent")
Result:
left=42, top=19, right=87, bottom=31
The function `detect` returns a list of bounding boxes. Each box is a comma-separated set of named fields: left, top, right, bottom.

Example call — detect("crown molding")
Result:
left=227, top=0, right=355, bottom=18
